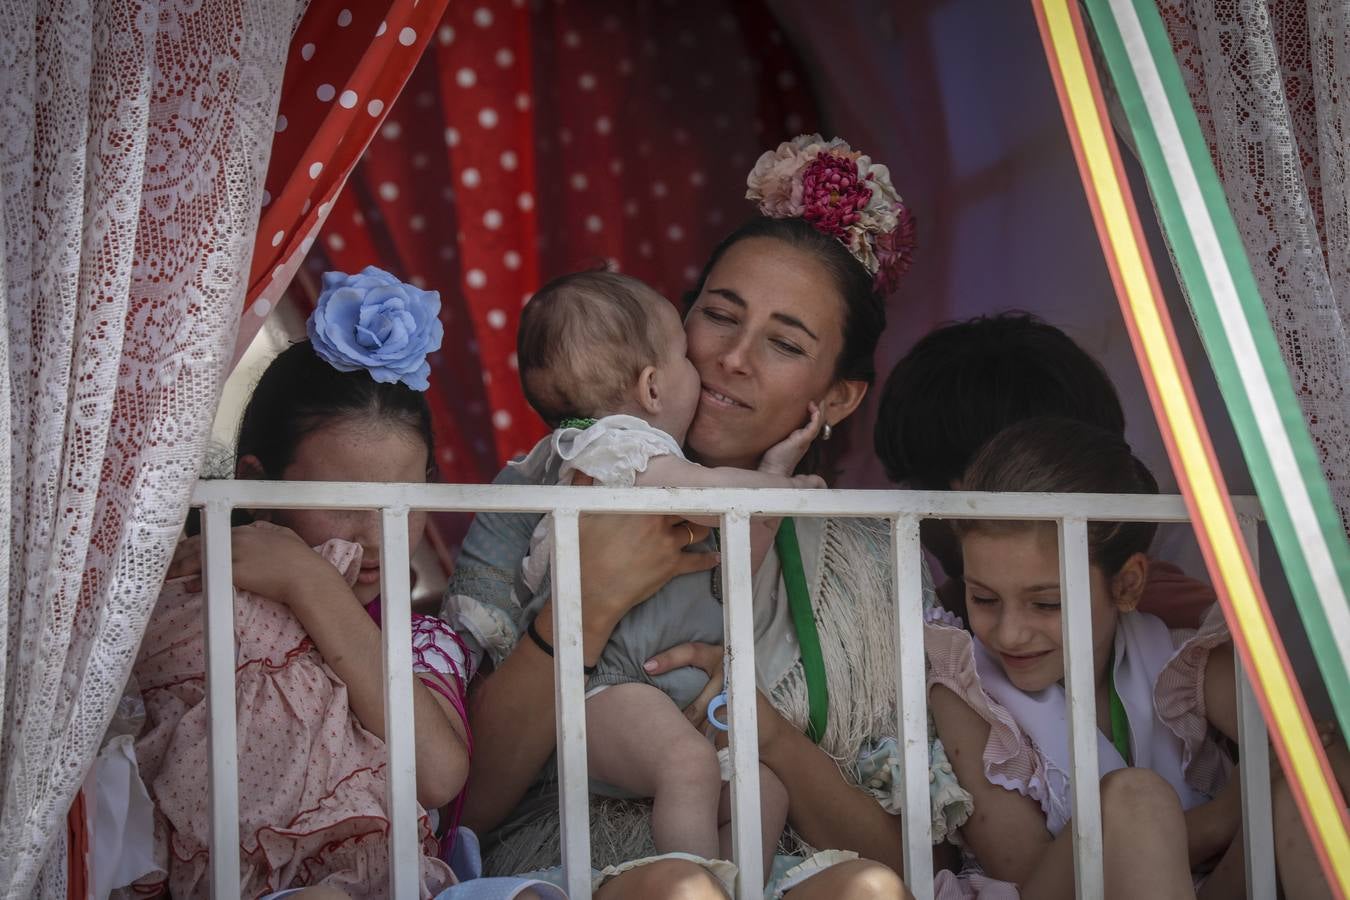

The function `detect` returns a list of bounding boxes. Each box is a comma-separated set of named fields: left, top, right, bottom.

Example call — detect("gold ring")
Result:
left=684, top=523, right=696, bottom=547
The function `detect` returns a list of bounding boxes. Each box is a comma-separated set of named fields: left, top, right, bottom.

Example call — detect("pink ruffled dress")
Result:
left=926, top=605, right=1233, bottom=898
left=133, top=540, right=472, bottom=900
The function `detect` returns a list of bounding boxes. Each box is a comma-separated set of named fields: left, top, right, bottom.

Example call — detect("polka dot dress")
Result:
left=132, top=541, right=458, bottom=897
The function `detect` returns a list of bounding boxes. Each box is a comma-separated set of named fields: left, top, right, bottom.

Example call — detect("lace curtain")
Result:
left=0, top=3, right=300, bottom=895
left=1158, top=0, right=1350, bottom=531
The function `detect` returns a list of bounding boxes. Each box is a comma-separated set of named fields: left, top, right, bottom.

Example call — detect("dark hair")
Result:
left=236, top=340, right=436, bottom=479
left=874, top=312, right=1125, bottom=489
left=956, top=417, right=1158, bottom=574
left=517, top=269, right=668, bottom=427
left=684, top=216, right=886, bottom=387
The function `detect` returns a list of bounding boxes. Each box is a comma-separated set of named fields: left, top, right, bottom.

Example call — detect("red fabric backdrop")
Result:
left=241, top=0, right=451, bottom=364
left=255, top=0, right=820, bottom=486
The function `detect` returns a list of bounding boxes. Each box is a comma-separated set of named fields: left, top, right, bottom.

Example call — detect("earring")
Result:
left=821, top=422, right=833, bottom=441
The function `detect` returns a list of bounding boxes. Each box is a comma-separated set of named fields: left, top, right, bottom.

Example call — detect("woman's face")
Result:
left=684, top=237, right=864, bottom=469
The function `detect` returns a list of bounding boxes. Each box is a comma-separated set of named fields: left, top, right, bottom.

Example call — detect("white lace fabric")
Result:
left=0, top=3, right=300, bottom=896
left=1159, top=0, right=1350, bottom=531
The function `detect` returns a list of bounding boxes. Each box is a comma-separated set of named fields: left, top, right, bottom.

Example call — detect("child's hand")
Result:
left=166, top=521, right=343, bottom=605
left=758, top=402, right=823, bottom=477
left=790, top=474, right=826, bottom=489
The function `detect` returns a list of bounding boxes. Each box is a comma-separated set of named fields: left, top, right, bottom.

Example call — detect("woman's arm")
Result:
left=756, top=699, right=907, bottom=871
left=460, top=511, right=719, bottom=832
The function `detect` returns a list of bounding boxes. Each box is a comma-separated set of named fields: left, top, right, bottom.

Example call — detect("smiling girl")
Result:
left=926, top=417, right=1347, bottom=899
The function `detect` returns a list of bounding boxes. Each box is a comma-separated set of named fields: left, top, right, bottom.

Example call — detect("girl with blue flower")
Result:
left=141, top=267, right=562, bottom=899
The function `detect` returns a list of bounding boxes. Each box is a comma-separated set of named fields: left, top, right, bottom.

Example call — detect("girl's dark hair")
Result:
left=956, top=417, right=1158, bottom=574
left=236, top=340, right=436, bottom=479
left=874, top=313, right=1126, bottom=489
left=683, top=216, right=886, bottom=387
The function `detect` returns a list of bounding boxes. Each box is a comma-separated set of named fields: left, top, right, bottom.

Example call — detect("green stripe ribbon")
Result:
left=1084, top=0, right=1350, bottom=734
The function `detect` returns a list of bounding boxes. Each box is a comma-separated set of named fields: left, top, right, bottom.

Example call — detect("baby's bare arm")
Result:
left=637, top=456, right=821, bottom=572
left=637, top=454, right=823, bottom=491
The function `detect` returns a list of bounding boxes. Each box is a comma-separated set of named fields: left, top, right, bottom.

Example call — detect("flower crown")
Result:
left=307, top=266, right=444, bottom=391
left=746, top=134, right=916, bottom=294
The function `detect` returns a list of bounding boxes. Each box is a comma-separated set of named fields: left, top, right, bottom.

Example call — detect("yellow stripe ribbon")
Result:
left=1032, top=0, right=1350, bottom=893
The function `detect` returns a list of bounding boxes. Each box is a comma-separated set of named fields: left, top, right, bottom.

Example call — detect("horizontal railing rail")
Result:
left=188, top=481, right=1271, bottom=900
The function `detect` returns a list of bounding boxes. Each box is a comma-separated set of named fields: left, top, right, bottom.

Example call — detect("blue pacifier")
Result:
left=706, top=691, right=730, bottom=732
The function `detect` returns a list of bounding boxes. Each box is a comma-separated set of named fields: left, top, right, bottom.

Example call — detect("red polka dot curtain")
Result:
left=253, top=0, right=819, bottom=485
left=240, top=0, right=452, bottom=362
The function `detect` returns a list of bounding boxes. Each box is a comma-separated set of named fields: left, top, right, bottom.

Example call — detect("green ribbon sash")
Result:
left=776, top=519, right=828, bottom=743
left=1106, top=654, right=1132, bottom=765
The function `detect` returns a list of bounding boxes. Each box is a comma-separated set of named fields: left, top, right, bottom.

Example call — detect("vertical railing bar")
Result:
left=1237, top=518, right=1275, bottom=900
left=552, top=510, right=593, bottom=899
left=892, top=516, right=934, bottom=899
left=381, top=507, right=419, bottom=898
left=722, top=513, right=764, bottom=897
left=1060, top=517, right=1103, bottom=899
left=201, top=501, right=241, bottom=900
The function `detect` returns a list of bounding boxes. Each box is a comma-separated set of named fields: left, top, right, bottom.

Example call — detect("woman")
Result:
left=444, top=137, right=965, bottom=898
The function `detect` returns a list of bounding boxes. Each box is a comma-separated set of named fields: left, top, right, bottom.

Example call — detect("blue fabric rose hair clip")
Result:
left=307, top=266, right=444, bottom=391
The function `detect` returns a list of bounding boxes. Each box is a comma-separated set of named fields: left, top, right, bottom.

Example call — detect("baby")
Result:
left=512, top=269, right=824, bottom=875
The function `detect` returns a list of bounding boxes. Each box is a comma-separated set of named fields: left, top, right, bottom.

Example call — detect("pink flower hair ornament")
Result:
left=745, top=134, right=916, bottom=294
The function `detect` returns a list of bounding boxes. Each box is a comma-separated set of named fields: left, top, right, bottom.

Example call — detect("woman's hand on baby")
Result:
left=643, top=640, right=724, bottom=729
left=567, top=473, right=720, bottom=651
left=164, top=521, right=340, bottom=603
left=643, top=641, right=788, bottom=751
left=758, top=402, right=823, bottom=477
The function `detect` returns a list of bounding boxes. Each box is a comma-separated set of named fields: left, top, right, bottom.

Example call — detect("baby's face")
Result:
left=653, top=300, right=703, bottom=440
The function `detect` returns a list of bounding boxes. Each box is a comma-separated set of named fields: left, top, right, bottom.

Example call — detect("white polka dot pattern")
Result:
left=255, top=0, right=819, bottom=485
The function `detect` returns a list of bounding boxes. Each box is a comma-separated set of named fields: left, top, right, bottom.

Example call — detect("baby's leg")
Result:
left=717, top=762, right=789, bottom=871
left=587, top=682, right=722, bottom=859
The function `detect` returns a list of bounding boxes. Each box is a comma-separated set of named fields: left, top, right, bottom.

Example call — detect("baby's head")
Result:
left=953, top=417, right=1157, bottom=691
left=518, top=270, right=701, bottom=440
left=235, top=340, right=435, bottom=602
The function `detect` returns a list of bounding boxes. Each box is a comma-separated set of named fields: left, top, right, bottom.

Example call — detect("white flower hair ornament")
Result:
left=307, top=266, right=444, bottom=391
left=746, top=134, right=916, bottom=295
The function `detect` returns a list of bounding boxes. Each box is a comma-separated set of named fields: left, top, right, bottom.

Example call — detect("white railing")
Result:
left=189, top=482, right=1272, bottom=900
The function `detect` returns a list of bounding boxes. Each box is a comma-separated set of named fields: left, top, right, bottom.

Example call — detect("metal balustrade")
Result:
left=189, top=481, right=1271, bottom=900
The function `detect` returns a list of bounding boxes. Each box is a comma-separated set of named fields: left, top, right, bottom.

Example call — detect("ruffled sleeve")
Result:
left=556, top=416, right=684, bottom=488
left=925, top=617, right=1069, bottom=834
left=1155, top=603, right=1233, bottom=796
left=410, top=614, right=474, bottom=714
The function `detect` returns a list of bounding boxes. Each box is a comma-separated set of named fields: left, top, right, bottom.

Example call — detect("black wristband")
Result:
left=526, top=617, right=597, bottom=675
